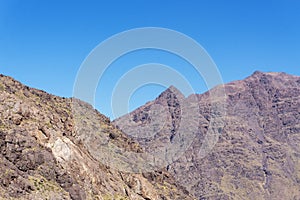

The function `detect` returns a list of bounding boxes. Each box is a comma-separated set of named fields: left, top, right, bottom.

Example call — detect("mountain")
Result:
left=0, top=74, right=195, bottom=200
left=114, top=71, right=300, bottom=199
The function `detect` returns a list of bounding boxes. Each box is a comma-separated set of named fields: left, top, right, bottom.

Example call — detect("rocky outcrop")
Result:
left=0, top=74, right=194, bottom=199
left=114, top=71, right=300, bottom=199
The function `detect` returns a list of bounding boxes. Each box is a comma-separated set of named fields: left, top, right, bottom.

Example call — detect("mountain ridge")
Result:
left=1, top=71, right=299, bottom=199
left=0, top=74, right=195, bottom=199
left=114, top=71, right=300, bottom=199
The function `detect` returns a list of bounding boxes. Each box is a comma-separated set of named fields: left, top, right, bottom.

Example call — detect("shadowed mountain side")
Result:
left=113, top=71, right=300, bottom=199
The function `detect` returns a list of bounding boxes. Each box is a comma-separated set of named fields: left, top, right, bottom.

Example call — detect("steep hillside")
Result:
left=114, top=71, right=300, bottom=199
left=0, top=74, right=194, bottom=200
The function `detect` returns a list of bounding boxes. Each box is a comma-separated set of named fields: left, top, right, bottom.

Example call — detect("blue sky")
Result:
left=0, top=0, right=299, bottom=119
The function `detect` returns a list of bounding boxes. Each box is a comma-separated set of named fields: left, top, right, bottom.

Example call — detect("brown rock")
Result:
left=114, top=71, right=300, bottom=200
left=0, top=74, right=194, bottom=199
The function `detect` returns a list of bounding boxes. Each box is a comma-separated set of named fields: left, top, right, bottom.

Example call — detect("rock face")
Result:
left=114, top=71, right=300, bottom=200
left=0, top=74, right=194, bottom=200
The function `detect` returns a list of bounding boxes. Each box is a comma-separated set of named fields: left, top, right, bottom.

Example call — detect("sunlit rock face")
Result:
left=0, top=74, right=194, bottom=200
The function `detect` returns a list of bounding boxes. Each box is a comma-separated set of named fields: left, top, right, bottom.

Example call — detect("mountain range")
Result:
left=0, top=71, right=299, bottom=199
left=114, top=71, right=300, bottom=200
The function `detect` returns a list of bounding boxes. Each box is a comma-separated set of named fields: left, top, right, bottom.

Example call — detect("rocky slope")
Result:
left=114, top=71, right=300, bottom=200
left=0, top=74, right=195, bottom=200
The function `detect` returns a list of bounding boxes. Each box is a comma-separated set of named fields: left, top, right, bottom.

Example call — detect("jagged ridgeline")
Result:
left=0, top=74, right=194, bottom=200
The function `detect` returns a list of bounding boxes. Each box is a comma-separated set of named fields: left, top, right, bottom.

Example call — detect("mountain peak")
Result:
left=167, top=85, right=178, bottom=91
left=249, top=70, right=292, bottom=79
left=157, top=85, right=185, bottom=101
left=114, top=71, right=300, bottom=199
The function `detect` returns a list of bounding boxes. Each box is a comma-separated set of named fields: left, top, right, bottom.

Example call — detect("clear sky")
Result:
left=0, top=0, right=299, bottom=119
